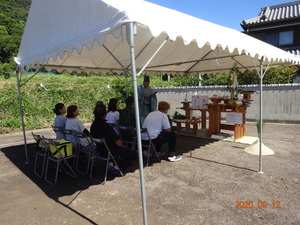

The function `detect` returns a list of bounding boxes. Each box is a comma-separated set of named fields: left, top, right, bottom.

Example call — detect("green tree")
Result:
left=263, top=65, right=298, bottom=84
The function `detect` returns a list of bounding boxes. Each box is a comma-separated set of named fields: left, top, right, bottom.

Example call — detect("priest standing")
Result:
left=138, top=75, right=157, bottom=125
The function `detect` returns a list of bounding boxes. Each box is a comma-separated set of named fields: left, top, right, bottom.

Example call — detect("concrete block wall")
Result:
left=154, top=84, right=300, bottom=123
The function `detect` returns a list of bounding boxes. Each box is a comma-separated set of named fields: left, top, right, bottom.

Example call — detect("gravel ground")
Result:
left=0, top=122, right=299, bottom=225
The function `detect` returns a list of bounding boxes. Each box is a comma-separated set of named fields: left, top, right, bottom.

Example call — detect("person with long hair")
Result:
left=53, top=103, right=67, bottom=139
left=65, top=105, right=89, bottom=146
left=106, top=98, right=120, bottom=134
left=93, top=101, right=104, bottom=118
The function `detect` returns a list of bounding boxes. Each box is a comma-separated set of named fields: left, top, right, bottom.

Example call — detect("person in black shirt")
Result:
left=90, top=104, right=137, bottom=171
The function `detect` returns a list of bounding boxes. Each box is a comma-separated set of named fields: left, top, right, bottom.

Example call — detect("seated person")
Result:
left=93, top=101, right=104, bottom=118
left=53, top=103, right=67, bottom=139
left=119, top=96, right=136, bottom=127
left=106, top=98, right=120, bottom=134
left=90, top=104, right=137, bottom=171
left=119, top=96, right=136, bottom=147
left=65, top=105, right=89, bottom=146
left=141, top=101, right=182, bottom=162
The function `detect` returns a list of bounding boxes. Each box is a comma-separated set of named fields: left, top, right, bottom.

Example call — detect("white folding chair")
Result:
left=32, top=132, right=48, bottom=178
left=43, top=137, right=77, bottom=185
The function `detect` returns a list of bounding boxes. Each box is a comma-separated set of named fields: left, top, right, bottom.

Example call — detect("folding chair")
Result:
left=64, top=129, right=78, bottom=145
left=108, top=123, right=120, bottom=134
left=52, top=125, right=66, bottom=139
left=63, top=129, right=78, bottom=164
left=74, top=132, right=95, bottom=175
left=141, top=128, right=161, bottom=166
left=43, top=137, right=77, bottom=185
left=90, top=137, right=123, bottom=184
left=32, top=132, right=48, bottom=178
left=118, top=125, right=136, bottom=150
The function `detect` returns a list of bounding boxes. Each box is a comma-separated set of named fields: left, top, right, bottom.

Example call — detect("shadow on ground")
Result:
left=0, top=135, right=217, bottom=224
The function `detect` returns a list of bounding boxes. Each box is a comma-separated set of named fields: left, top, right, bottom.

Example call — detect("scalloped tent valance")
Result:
left=15, top=0, right=300, bottom=75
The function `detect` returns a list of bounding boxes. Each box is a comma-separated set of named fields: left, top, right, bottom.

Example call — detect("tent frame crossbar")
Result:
left=103, top=44, right=130, bottom=75
left=144, top=53, right=245, bottom=70
left=137, top=38, right=168, bottom=76
left=185, top=50, right=213, bottom=73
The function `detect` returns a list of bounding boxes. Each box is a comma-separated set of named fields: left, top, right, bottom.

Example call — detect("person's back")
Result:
left=119, top=96, right=136, bottom=127
left=106, top=111, right=120, bottom=124
left=142, top=101, right=181, bottom=162
left=54, top=115, right=67, bottom=128
left=142, top=111, right=168, bottom=140
left=65, top=105, right=86, bottom=146
left=106, top=98, right=120, bottom=134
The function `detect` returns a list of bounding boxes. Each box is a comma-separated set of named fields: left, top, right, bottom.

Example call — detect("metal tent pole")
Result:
left=16, top=68, right=29, bottom=164
left=126, top=22, right=148, bottom=225
left=258, top=58, right=264, bottom=174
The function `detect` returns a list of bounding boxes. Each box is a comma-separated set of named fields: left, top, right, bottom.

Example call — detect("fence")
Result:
left=154, top=84, right=300, bottom=123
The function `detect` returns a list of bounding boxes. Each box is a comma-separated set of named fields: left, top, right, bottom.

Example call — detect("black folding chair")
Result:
left=74, top=132, right=95, bottom=175
left=52, top=125, right=66, bottom=139
left=63, top=129, right=78, bottom=165
left=140, top=128, right=161, bottom=166
left=90, top=137, right=123, bottom=184
left=119, top=125, right=136, bottom=150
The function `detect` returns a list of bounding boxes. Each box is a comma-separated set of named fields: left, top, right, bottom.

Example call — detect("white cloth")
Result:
left=65, top=118, right=85, bottom=145
left=106, top=111, right=119, bottom=124
left=106, top=111, right=120, bottom=134
left=141, top=111, right=170, bottom=140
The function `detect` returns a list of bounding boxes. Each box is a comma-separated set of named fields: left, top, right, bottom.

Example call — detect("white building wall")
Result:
left=154, top=84, right=300, bottom=123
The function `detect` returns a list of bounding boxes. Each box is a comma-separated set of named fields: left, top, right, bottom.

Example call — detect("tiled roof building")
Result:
left=241, top=1, right=300, bottom=54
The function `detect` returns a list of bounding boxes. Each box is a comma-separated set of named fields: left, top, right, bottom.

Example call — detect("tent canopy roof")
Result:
left=16, top=0, right=300, bottom=75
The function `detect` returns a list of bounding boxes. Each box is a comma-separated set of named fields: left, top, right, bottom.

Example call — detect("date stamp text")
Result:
left=235, top=201, right=281, bottom=209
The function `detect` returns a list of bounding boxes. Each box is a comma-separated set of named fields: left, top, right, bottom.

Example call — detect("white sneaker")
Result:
left=168, top=155, right=182, bottom=162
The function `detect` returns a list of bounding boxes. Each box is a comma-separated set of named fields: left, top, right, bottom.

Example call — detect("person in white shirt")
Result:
left=142, top=101, right=182, bottom=162
left=106, top=98, right=120, bottom=134
left=53, top=103, right=67, bottom=139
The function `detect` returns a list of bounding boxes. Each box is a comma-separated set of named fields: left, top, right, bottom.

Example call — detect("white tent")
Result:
left=16, top=0, right=299, bottom=73
left=15, top=0, right=300, bottom=224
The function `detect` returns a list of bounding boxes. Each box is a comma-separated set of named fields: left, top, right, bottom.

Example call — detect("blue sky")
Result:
left=146, top=0, right=291, bottom=31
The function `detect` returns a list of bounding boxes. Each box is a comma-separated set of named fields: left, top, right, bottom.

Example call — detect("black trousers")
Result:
left=97, top=145, right=137, bottom=169
left=151, top=130, right=176, bottom=157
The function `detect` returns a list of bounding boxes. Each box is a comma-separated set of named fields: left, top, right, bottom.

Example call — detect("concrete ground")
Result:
left=0, top=122, right=299, bottom=225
